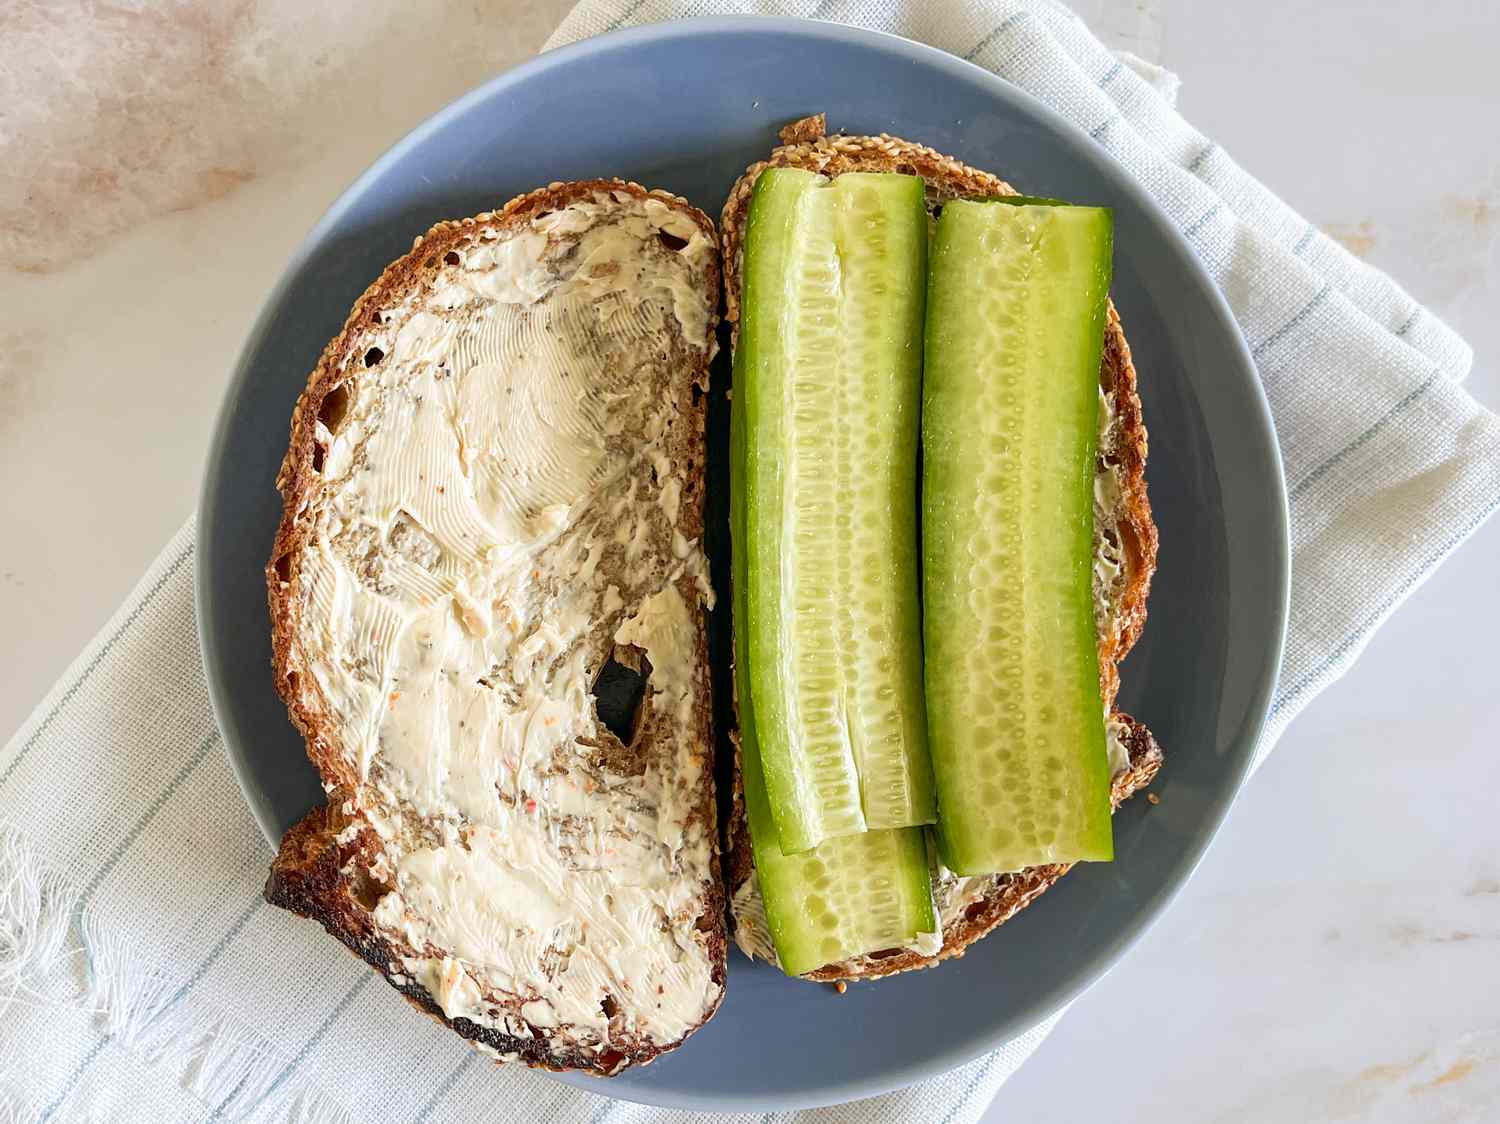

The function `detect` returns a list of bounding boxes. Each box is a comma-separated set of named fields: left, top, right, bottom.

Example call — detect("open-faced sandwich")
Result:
left=261, top=118, right=1160, bottom=1073
left=264, top=182, right=725, bottom=1074
left=721, top=116, right=1161, bottom=982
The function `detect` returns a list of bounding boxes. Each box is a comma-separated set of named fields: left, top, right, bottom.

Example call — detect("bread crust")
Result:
left=264, top=180, right=725, bottom=1073
left=719, top=119, right=1161, bottom=980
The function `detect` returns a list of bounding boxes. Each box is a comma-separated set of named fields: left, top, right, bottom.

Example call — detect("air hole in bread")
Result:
left=597, top=1049, right=626, bottom=1073
left=273, top=554, right=292, bottom=583
left=311, top=443, right=326, bottom=473
left=866, top=947, right=903, bottom=960
left=656, top=230, right=690, bottom=253
left=318, top=382, right=352, bottom=433
left=444, top=251, right=460, bottom=266
left=348, top=867, right=388, bottom=912
left=592, top=648, right=651, bottom=745
left=363, top=347, right=385, bottom=368
left=964, top=901, right=987, bottom=923
left=599, top=994, right=619, bottom=1019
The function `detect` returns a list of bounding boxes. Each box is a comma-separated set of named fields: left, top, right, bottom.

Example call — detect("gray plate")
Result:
left=197, top=17, right=1288, bottom=1113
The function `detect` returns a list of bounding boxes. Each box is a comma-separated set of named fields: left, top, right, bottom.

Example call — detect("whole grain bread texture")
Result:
left=721, top=117, right=1162, bottom=981
left=264, top=180, right=726, bottom=1072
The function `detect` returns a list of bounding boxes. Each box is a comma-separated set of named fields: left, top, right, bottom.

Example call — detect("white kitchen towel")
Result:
left=3, top=3, right=1498, bottom=1123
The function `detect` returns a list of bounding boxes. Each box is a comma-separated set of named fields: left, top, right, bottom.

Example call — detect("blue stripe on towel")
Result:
left=965, top=10, right=1030, bottom=61
left=604, top=0, right=649, bottom=32
left=1289, top=373, right=1440, bottom=501
left=1253, top=284, right=1333, bottom=360
left=215, top=974, right=372, bottom=1120
left=414, top=1053, right=477, bottom=1123
left=938, top=1053, right=1002, bottom=1124
left=1271, top=492, right=1500, bottom=720
left=34, top=729, right=222, bottom=1115
left=1182, top=202, right=1223, bottom=239
left=0, top=543, right=194, bottom=792
left=590, top=1098, right=624, bottom=1124
left=78, top=730, right=219, bottom=911
left=1187, top=141, right=1218, bottom=173
left=37, top=1038, right=111, bottom=1122
left=153, top=896, right=265, bottom=1024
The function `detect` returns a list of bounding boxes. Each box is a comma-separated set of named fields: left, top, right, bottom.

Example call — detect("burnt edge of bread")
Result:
left=264, top=801, right=689, bottom=1074
left=264, top=802, right=607, bottom=1072
left=719, top=117, right=1161, bottom=981
left=263, top=180, right=726, bottom=1074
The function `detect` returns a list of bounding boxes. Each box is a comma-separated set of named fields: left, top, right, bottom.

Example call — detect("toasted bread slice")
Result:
left=265, top=181, right=725, bottom=1072
left=721, top=118, right=1162, bottom=980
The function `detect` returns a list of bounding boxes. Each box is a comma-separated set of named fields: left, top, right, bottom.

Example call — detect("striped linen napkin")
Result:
left=2, top=2, right=1497, bottom=1122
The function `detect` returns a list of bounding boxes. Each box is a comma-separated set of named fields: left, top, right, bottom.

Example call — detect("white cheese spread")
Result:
left=294, top=190, right=719, bottom=1059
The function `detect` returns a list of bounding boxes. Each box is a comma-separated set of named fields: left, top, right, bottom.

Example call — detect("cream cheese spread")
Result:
left=730, top=871, right=775, bottom=964
left=294, top=189, right=719, bottom=1061
left=1092, top=386, right=1125, bottom=636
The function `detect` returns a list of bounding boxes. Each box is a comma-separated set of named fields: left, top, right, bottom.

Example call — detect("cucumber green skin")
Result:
left=923, top=200, right=1115, bottom=876
left=741, top=168, right=935, bottom=853
left=985, top=193, right=1072, bottom=207
left=732, top=341, right=936, bottom=977
left=739, top=168, right=823, bottom=853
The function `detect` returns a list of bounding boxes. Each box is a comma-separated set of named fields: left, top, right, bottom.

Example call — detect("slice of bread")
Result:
left=720, top=117, right=1163, bottom=981
left=264, top=181, right=726, bottom=1072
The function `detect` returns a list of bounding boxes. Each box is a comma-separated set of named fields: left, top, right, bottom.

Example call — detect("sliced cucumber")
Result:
left=741, top=168, right=935, bottom=853
left=732, top=348, right=936, bottom=976
left=923, top=200, right=1115, bottom=875
left=986, top=193, right=1071, bottom=207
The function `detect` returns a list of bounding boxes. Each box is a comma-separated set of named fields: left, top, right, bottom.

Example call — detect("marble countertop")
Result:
left=3, top=1, right=1496, bottom=1121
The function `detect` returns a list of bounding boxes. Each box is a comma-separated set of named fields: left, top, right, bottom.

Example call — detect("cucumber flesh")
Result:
left=732, top=349, right=937, bottom=976
left=923, top=200, right=1115, bottom=876
left=741, top=169, right=935, bottom=853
